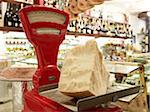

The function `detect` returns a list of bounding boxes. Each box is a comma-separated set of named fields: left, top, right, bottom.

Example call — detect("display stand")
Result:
left=105, top=61, right=148, bottom=112
left=0, top=76, right=32, bottom=112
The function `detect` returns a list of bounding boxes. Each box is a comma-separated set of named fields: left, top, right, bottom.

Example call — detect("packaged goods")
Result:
left=59, top=40, right=109, bottom=97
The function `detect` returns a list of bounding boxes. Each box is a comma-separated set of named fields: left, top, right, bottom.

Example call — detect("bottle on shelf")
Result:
left=109, top=22, right=115, bottom=36
left=4, top=3, right=10, bottom=27
left=8, top=3, right=14, bottom=27
left=101, top=20, right=108, bottom=34
left=76, top=19, right=81, bottom=33
left=118, top=24, right=125, bottom=37
left=126, top=24, right=133, bottom=38
left=67, top=20, right=76, bottom=32
left=0, top=2, right=2, bottom=27
left=12, top=4, right=21, bottom=27
left=66, top=14, right=133, bottom=38
left=12, top=4, right=17, bottom=27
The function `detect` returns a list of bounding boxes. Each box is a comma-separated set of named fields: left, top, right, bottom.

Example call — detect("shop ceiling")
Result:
left=102, top=0, right=150, bottom=14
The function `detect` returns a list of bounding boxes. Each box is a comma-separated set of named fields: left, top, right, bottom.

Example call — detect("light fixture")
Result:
left=147, top=11, right=150, bottom=16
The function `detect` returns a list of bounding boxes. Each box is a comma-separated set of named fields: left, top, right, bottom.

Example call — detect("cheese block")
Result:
left=58, top=40, right=109, bottom=97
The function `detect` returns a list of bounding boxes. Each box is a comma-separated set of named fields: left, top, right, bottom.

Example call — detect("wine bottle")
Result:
left=12, top=4, right=16, bottom=27
left=110, top=23, right=115, bottom=36
left=119, top=24, right=126, bottom=37
left=98, top=19, right=102, bottom=34
left=4, top=3, right=10, bottom=26
left=7, top=3, right=13, bottom=27
left=126, top=24, right=132, bottom=38
left=72, top=20, right=76, bottom=32
left=77, top=20, right=81, bottom=33
left=67, top=22, right=71, bottom=32
left=13, top=5, right=20, bottom=27
left=0, top=2, right=3, bottom=27
left=17, top=5, right=21, bottom=27
left=0, top=2, right=2, bottom=21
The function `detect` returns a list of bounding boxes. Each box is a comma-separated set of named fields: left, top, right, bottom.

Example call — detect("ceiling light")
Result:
left=147, top=12, right=150, bottom=16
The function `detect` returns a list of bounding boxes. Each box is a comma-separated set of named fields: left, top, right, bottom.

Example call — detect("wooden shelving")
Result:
left=0, top=26, right=131, bottom=39
left=67, top=32, right=130, bottom=39
left=1, top=0, right=130, bottom=39
left=2, top=0, right=33, bottom=5
left=0, top=26, right=23, bottom=32
left=82, top=15, right=129, bottom=25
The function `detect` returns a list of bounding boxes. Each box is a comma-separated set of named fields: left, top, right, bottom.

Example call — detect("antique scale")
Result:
left=19, top=5, right=140, bottom=112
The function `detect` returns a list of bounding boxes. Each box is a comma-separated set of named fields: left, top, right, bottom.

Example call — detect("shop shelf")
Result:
left=2, top=0, right=33, bottom=5
left=0, top=27, right=130, bottom=39
left=0, top=26, right=23, bottom=32
left=67, top=31, right=130, bottom=39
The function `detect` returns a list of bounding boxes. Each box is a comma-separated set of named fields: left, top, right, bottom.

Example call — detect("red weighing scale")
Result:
left=19, top=6, right=140, bottom=112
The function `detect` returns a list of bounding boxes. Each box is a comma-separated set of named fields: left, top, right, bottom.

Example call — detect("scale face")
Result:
left=19, top=6, right=69, bottom=88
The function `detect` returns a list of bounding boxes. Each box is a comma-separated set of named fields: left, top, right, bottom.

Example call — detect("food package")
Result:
left=77, top=0, right=93, bottom=11
left=87, top=0, right=104, bottom=5
left=58, top=40, right=109, bottom=97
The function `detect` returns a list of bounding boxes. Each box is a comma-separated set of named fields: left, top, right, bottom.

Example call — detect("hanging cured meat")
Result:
left=87, top=0, right=104, bottom=5
left=77, top=0, right=93, bottom=11
left=68, top=0, right=82, bottom=14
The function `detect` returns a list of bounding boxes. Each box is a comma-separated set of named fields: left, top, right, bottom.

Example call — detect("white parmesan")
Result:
left=58, top=40, right=109, bottom=97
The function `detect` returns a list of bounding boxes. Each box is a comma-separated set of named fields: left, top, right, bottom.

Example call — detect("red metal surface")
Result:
left=19, top=6, right=122, bottom=112
left=34, top=0, right=44, bottom=5
left=19, top=5, right=69, bottom=88
left=19, top=6, right=70, bottom=112
left=23, top=89, right=71, bottom=112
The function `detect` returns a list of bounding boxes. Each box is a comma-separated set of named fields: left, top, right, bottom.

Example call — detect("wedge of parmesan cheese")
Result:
left=58, top=40, right=109, bottom=97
